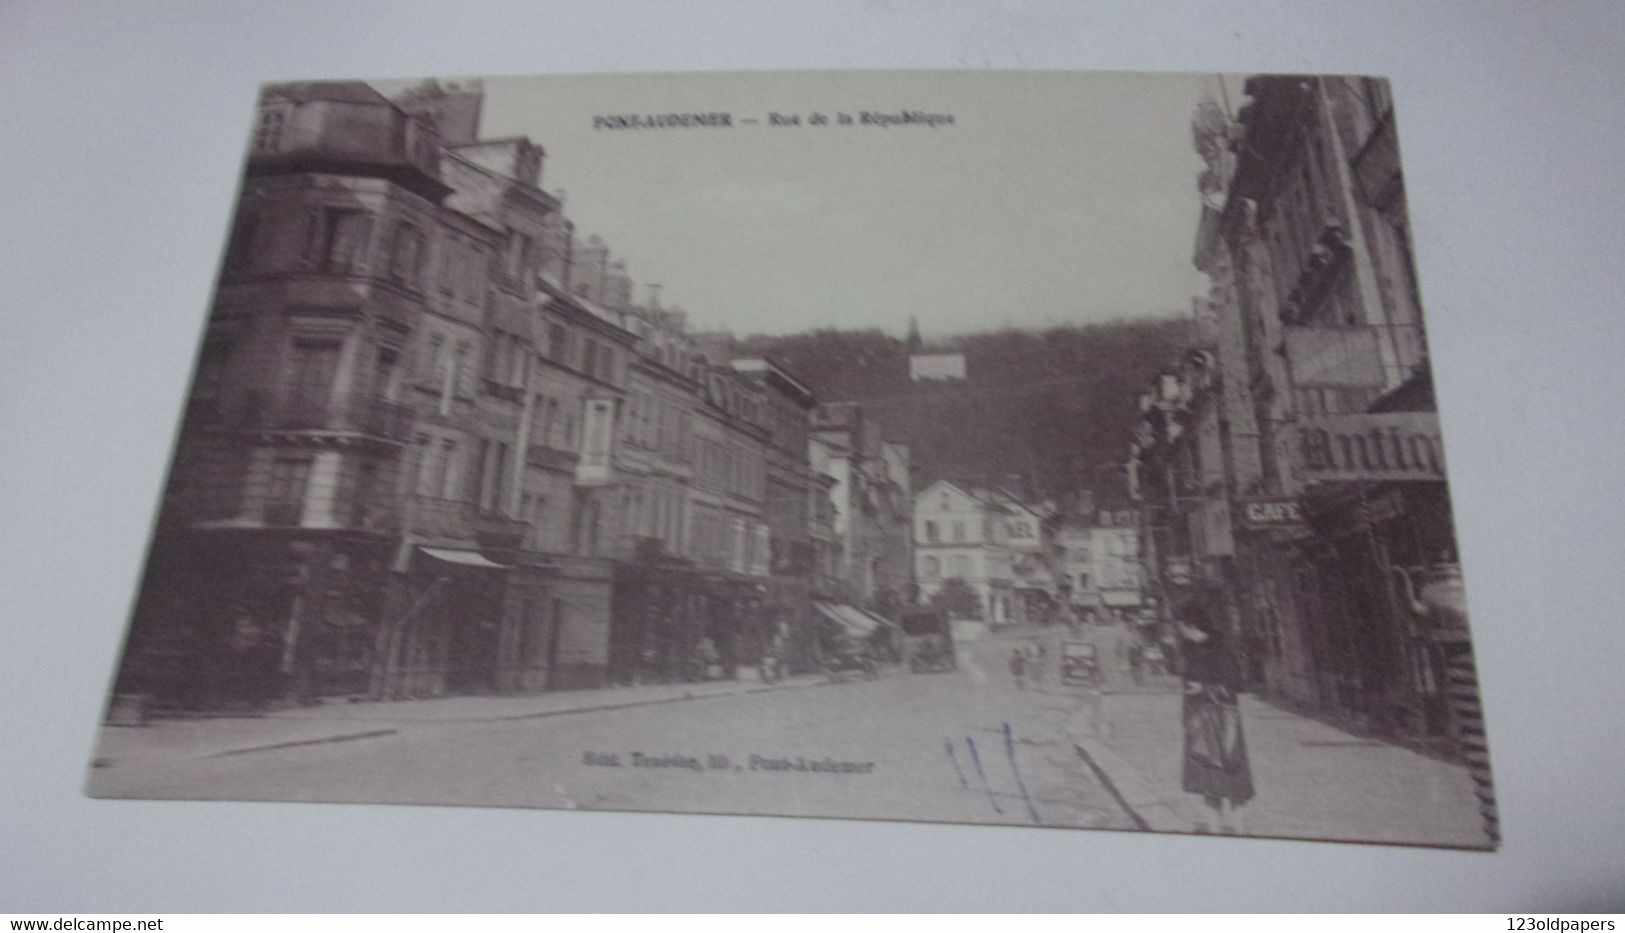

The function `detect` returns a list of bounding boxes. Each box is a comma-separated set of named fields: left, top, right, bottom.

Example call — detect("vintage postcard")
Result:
left=88, top=70, right=1495, bottom=849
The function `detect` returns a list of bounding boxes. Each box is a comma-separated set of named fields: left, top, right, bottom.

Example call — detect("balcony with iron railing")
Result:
left=262, top=501, right=305, bottom=527
left=480, top=378, right=527, bottom=406
left=1292, top=384, right=1386, bottom=418
left=471, top=508, right=529, bottom=549
left=405, top=495, right=532, bottom=549
left=237, top=389, right=415, bottom=442
left=407, top=495, right=475, bottom=540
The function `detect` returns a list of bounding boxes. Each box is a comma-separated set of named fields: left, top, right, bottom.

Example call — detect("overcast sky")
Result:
left=381, top=71, right=1233, bottom=337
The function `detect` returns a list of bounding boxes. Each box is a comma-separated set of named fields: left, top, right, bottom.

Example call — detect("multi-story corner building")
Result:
left=807, top=452, right=843, bottom=601
left=119, top=80, right=520, bottom=707
left=613, top=301, right=699, bottom=565
left=1158, top=75, right=1474, bottom=759
left=603, top=299, right=704, bottom=684
left=811, top=403, right=913, bottom=616
left=115, top=79, right=684, bottom=710
left=731, top=357, right=822, bottom=671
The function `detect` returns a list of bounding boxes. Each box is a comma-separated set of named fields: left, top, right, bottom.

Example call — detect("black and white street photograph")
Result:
left=84, top=70, right=1495, bottom=850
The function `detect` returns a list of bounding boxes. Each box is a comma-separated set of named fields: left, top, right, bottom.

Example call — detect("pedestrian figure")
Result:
left=1128, top=642, right=1145, bottom=686
left=1009, top=648, right=1027, bottom=691
left=1144, top=641, right=1168, bottom=677
left=1178, top=601, right=1254, bottom=835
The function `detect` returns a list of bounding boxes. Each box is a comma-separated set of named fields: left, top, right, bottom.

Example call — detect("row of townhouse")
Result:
left=1126, top=77, right=1486, bottom=790
left=114, top=79, right=881, bottom=711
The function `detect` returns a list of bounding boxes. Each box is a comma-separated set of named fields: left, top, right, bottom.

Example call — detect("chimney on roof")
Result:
left=392, top=78, right=485, bottom=145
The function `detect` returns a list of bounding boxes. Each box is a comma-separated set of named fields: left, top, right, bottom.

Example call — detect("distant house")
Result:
left=913, top=478, right=1055, bottom=626
left=1055, top=508, right=1143, bottom=616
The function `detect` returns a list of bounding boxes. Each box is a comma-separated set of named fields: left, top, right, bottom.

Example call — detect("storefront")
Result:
left=608, top=560, right=767, bottom=684
left=1281, top=404, right=1470, bottom=747
left=118, top=530, right=396, bottom=710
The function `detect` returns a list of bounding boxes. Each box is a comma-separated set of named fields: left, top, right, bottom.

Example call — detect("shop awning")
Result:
left=854, top=606, right=906, bottom=634
left=1101, top=590, right=1142, bottom=607
left=419, top=547, right=508, bottom=570
left=814, top=601, right=879, bottom=637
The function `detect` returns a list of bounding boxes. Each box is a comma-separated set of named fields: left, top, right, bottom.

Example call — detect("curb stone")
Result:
left=209, top=727, right=400, bottom=758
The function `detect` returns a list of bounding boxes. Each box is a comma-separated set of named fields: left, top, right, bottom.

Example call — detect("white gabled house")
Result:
left=912, top=479, right=1029, bottom=626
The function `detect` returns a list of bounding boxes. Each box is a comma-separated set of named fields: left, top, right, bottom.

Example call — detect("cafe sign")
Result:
left=1285, top=412, right=1446, bottom=485
left=1241, top=497, right=1305, bottom=529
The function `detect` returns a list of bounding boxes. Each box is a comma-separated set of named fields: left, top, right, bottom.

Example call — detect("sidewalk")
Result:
left=90, top=672, right=827, bottom=772
left=1068, top=687, right=1495, bottom=849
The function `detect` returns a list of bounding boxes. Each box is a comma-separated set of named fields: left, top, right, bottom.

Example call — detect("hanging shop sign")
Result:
left=1284, top=412, right=1446, bottom=485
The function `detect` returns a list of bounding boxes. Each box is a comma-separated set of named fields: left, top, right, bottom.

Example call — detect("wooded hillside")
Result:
left=733, top=316, right=1195, bottom=501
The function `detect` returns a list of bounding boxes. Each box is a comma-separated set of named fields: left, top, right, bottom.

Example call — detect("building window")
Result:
left=253, top=106, right=287, bottom=154
left=506, top=233, right=533, bottom=281
left=265, top=457, right=311, bottom=525
left=370, top=346, right=400, bottom=401
left=508, top=339, right=529, bottom=389
left=952, top=521, right=966, bottom=543
left=304, top=208, right=374, bottom=274
left=477, top=440, right=509, bottom=513
left=436, top=235, right=457, bottom=294
left=287, top=338, right=342, bottom=415
left=388, top=222, right=426, bottom=287
left=548, top=323, right=570, bottom=364
left=462, top=244, right=484, bottom=296
left=923, top=556, right=940, bottom=581
left=582, top=338, right=599, bottom=379
left=421, top=333, right=445, bottom=383
left=447, top=341, right=470, bottom=408
left=438, top=439, right=460, bottom=499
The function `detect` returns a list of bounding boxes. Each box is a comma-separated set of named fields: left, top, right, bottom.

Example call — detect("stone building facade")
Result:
left=1131, top=76, right=1478, bottom=777
left=112, top=79, right=847, bottom=711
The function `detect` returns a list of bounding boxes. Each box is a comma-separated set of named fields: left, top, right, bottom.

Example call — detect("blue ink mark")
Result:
left=965, top=736, right=1003, bottom=815
left=944, top=737, right=969, bottom=789
left=1004, top=722, right=1043, bottom=825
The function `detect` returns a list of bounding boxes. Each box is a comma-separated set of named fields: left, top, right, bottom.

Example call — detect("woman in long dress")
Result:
left=1178, top=601, right=1254, bottom=834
